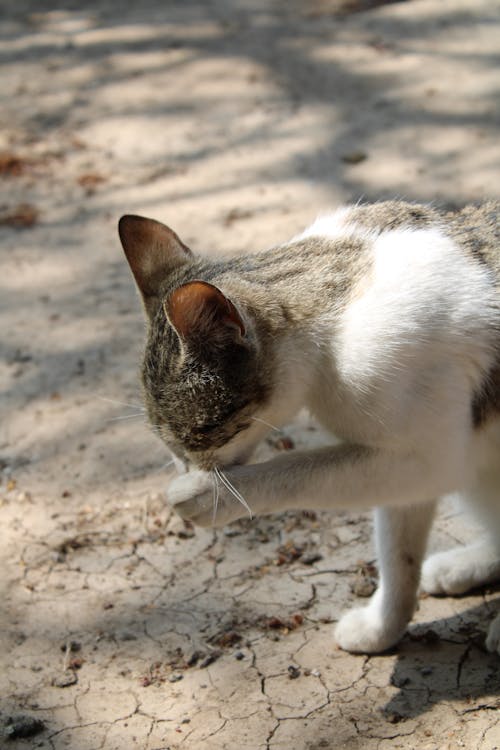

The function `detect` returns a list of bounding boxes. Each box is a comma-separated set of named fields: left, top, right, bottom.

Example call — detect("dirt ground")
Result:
left=1, top=0, right=500, bottom=748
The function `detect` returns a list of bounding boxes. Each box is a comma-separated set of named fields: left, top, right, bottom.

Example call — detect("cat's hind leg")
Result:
left=420, top=539, right=500, bottom=596
left=335, top=502, right=436, bottom=654
left=420, top=470, right=500, bottom=654
left=421, top=472, right=500, bottom=597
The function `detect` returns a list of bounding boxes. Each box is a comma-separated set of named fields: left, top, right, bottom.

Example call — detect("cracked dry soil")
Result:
left=1, top=1, right=500, bottom=748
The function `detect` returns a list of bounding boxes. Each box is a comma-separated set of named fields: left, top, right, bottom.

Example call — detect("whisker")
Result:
left=211, top=470, right=220, bottom=525
left=251, top=415, right=281, bottom=433
left=215, top=466, right=252, bottom=519
left=98, top=396, right=145, bottom=411
left=107, top=413, right=146, bottom=422
left=150, top=459, right=175, bottom=474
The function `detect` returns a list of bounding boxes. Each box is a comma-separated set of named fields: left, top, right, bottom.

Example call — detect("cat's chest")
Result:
left=307, top=372, right=389, bottom=446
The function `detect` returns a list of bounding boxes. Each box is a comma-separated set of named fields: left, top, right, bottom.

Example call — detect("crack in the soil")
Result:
left=456, top=642, right=473, bottom=689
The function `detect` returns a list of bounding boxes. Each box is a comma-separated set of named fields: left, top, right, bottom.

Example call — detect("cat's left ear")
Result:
left=118, top=214, right=193, bottom=314
left=165, top=281, right=246, bottom=344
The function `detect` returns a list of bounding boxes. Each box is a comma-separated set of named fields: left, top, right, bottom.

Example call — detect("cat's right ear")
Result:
left=118, top=215, right=193, bottom=315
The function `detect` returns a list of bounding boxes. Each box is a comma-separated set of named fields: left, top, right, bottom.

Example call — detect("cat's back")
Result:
left=446, top=201, right=500, bottom=285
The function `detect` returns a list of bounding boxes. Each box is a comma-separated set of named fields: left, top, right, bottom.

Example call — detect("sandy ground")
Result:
left=1, top=0, right=500, bottom=748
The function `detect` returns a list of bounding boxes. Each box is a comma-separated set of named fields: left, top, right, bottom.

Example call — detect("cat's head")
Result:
left=119, top=215, right=279, bottom=471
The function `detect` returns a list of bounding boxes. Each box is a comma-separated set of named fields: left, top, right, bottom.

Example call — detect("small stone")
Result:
left=352, top=575, right=377, bottom=597
left=168, top=673, right=184, bottom=683
left=186, top=650, right=202, bottom=667
left=421, top=666, right=433, bottom=676
left=52, top=670, right=78, bottom=688
left=60, top=640, right=81, bottom=653
left=234, top=651, right=245, bottom=661
left=341, top=150, right=367, bottom=164
left=4, top=715, right=45, bottom=739
left=287, top=665, right=301, bottom=679
left=199, top=652, right=221, bottom=668
left=302, top=552, right=323, bottom=566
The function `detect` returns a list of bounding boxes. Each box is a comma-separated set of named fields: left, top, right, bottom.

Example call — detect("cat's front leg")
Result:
left=335, top=503, right=436, bottom=653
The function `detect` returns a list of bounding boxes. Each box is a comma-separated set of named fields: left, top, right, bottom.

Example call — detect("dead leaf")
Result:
left=0, top=203, right=39, bottom=228
left=341, top=150, right=367, bottom=165
left=77, top=172, right=107, bottom=195
left=0, top=153, right=31, bottom=177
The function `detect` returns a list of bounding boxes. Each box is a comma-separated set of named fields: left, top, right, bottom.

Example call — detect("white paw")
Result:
left=167, top=469, right=250, bottom=528
left=485, top=613, right=500, bottom=655
left=335, top=606, right=405, bottom=654
left=421, top=546, right=498, bottom=596
left=167, top=470, right=214, bottom=527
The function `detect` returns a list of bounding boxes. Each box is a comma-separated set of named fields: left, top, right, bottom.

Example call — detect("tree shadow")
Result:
left=2, top=1, right=499, bottom=747
left=2, top=0, right=498, bottom=207
left=2, top=0, right=498, bottom=468
left=384, top=592, right=500, bottom=720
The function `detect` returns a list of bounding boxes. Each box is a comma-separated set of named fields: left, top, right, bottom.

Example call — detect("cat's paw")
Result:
left=167, top=470, right=214, bottom=527
left=335, top=606, right=405, bottom=654
left=421, top=545, right=500, bottom=596
left=421, top=551, right=468, bottom=595
left=485, top=613, right=500, bottom=655
left=167, top=469, right=249, bottom=527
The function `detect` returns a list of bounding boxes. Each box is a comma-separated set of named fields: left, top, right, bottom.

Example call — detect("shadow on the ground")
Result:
left=2, top=0, right=498, bottom=462
left=2, top=0, right=498, bottom=206
left=2, top=2, right=499, bottom=747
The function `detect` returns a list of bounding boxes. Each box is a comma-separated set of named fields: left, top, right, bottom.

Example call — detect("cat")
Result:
left=118, top=200, right=500, bottom=655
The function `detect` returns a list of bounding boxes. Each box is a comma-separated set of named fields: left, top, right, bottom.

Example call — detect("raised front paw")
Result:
left=335, top=605, right=406, bottom=654
left=167, top=470, right=214, bottom=526
left=167, top=469, right=251, bottom=528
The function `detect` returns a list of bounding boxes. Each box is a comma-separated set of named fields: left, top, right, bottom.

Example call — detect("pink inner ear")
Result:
left=165, top=281, right=245, bottom=339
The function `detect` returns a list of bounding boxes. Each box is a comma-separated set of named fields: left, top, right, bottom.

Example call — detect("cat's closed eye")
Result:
left=196, top=422, right=220, bottom=435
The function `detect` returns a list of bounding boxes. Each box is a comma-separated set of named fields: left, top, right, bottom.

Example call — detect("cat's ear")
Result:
left=165, top=281, right=246, bottom=344
left=118, top=215, right=193, bottom=313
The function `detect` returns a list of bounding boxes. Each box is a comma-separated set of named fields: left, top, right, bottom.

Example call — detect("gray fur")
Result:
left=119, top=200, right=500, bottom=465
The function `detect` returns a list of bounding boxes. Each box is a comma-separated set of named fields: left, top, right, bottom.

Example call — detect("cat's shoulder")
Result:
left=297, top=199, right=498, bottom=280
left=446, top=201, right=499, bottom=281
left=298, top=200, right=441, bottom=243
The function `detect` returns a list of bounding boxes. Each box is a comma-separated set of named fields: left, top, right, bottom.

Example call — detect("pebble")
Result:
left=341, top=150, right=367, bottom=164
left=301, top=553, right=323, bottom=566
left=4, top=715, right=45, bottom=739
left=168, top=673, right=183, bottom=683
left=52, top=670, right=78, bottom=688
left=199, top=652, right=221, bottom=669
